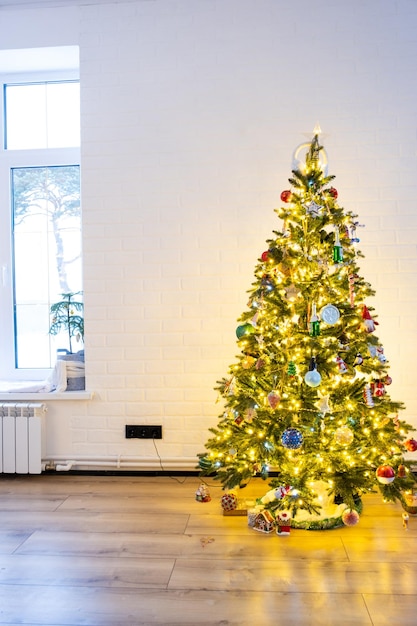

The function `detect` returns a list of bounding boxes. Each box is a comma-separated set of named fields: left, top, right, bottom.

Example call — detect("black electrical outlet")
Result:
left=125, top=425, right=162, bottom=439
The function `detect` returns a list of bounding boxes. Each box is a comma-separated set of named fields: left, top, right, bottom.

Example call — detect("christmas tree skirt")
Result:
left=268, top=481, right=362, bottom=531
left=291, top=504, right=349, bottom=530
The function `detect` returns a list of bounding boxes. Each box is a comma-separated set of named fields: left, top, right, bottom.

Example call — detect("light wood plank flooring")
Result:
left=0, top=474, right=416, bottom=625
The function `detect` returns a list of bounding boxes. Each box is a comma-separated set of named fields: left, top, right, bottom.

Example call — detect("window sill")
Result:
left=0, top=390, right=94, bottom=401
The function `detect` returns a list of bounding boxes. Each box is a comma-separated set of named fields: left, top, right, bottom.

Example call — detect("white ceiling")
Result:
left=0, top=0, right=136, bottom=7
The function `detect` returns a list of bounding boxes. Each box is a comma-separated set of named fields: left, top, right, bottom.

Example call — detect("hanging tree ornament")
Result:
left=287, top=360, right=297, bottom=377
left=349, top=220, right=364, bottom=244
left=309, top=303, right=321, bottom=337
left=255, top=334, right=265, bottom=351
left=338, top=333, right=350, bottom=351
left=281, top=427, right=303, bottom=450
left=223, top=376, right=235, bottom=396
left=404, top=438, right=417, bottom=452
left=234, top=414, right=244, bottom=426
left=374, top=381, right=386, bottom=397
left=348, top=273, right=358, bottom=308
left=281, top=219, right=291, bottom=239
left=267, top=389, right=281, bottom=410
left=398, top=464, right=407, bottom=478
left=335, top=355, right=348, bottom=374
left=241, top=355, right=256, bottom=369
left=349, top=223, right=360, bottom=244
left=363, top=384, right=374, bottom=407
left=333, top=227, right=344, bottom=263
left=376, top=346, right=386, bottom=363
left=305, top=200, right=323, bottom=217
left=277, top=260, right=292, bottom=278
left=376, top=465, right=395, bottom=484
left=244, top=407, right=257, bottom=423
left=320, top=304, right=340, bottom=325
left=251, top=309, right=259, bottom=326
left=334, top=425, right=354, bottom=445
left=304, top=356, right=322, bottom=387
left=261, top=274, right=275, bottom=291
left=285, top=284, right=301, bottom=301
left=353, top=353, right=363, bottom=366
left=315, top=393, right=331, bottom=415
left=280, top=189, right=292, bottom=203
left=236, top=322, right=256, bottom=339
left=198, top=456, right=213, bottom=471
left=362, top=305, right=378, bottom=333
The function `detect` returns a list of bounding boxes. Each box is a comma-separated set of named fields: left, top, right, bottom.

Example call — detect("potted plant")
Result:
left=49, top=291, right=84, bottom=353
left=49, top=291, right=85, bottom=390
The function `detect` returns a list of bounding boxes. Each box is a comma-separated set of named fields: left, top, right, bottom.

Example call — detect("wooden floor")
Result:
left=0, top=474, right=416, bottom=626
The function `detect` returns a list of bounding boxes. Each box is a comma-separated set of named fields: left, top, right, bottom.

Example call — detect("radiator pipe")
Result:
left=46, top=455, right=197, bottom=472
left=55, top=461, right=75, bottom=471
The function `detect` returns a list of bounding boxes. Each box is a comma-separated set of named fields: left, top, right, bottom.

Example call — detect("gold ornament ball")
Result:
left=334, top=425, right=354, bottom=446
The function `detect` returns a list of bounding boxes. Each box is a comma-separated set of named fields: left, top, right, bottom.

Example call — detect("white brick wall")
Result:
left=2, top=0, right=417, bottom=469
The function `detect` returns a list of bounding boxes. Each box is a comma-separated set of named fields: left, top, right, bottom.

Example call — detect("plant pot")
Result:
left=57, top=349, right=85, bottom=391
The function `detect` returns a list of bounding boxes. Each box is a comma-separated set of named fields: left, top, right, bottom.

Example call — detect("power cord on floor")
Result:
left=151, top=436, right=188, bottom=484
left=151, top=436, right=234, bottom=489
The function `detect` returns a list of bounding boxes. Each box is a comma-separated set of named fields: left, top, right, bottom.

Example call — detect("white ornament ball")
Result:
left=304, top=369, right=322, bottom=387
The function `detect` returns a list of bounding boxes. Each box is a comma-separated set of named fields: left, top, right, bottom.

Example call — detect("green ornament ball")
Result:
left=198, top=456, right=213, bottom=471
left=236, top=323, right=256, bottom=339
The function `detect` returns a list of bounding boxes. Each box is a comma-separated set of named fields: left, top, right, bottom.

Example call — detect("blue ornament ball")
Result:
left=281, top=428, right=303, bottom=450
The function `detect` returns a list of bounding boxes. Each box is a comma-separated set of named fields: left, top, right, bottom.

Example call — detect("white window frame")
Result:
left=0, top=69, right=80, bottom=381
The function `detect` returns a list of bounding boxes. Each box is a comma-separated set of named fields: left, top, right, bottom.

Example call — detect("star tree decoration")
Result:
left=305, top=200, right=323, bottom=217
left=315, top=393, right=331, bottom=416
left=198, top=131, right=416, bottom=530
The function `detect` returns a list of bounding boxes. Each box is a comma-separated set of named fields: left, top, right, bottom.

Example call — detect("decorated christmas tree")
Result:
left=198, top=131, right=417, bottom=530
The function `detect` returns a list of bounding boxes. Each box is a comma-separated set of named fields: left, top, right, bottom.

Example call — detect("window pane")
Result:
left=46, top=82, right=80, bottom=148
left=12, top=166, right=82, bottom=368
left=5, top=81, right=80, bottom=149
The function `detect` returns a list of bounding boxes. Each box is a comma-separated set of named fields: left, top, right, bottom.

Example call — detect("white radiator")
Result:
left=0, top=403, right=46, bottom=474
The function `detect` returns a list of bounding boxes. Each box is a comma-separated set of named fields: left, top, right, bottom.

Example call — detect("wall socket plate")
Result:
left=125, top=425, right=162, bottom=439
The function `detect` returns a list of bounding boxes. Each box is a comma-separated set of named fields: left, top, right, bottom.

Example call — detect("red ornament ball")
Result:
left=404, top=438, right=417, bottom=452
left=329, top=187, right=338, bottom=199
left=261, top=250, right=270, bottom=262
left=342, top=509, right=360, bottom=526
left=376, top=465, right=395, bottom=484
left=280, top=190, right=292, bottom=203
left=221, top=493, right=238, bottom=511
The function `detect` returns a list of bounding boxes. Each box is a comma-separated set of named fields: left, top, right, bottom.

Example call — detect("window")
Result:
left=5, top=81, right=80, bottom=149
left=0, top=46, right=81, bottom=381
left=12, top=165, right=82, bottom=368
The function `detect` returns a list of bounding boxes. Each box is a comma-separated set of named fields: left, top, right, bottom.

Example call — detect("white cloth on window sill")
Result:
left=0, top=359, right=68, bottom=393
